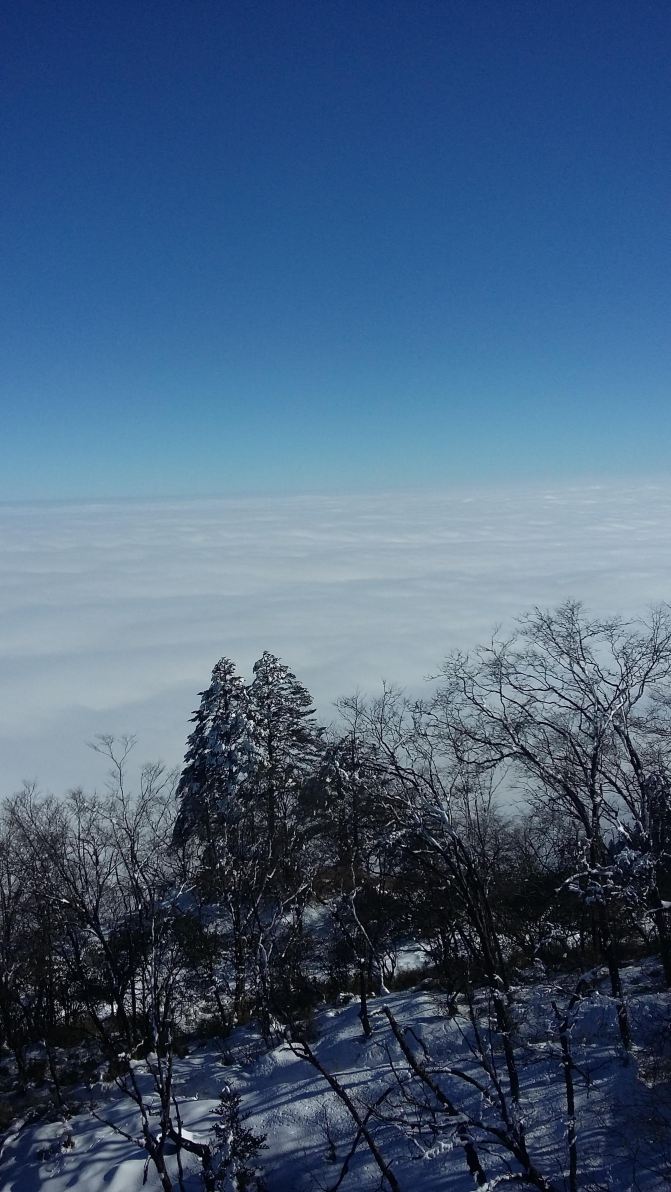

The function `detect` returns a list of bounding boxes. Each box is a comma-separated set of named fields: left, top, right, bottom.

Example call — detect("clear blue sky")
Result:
left=2, top=0, right=669, bottom=500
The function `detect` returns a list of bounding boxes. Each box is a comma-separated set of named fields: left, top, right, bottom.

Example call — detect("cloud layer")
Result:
left=2, top=482, right=670, bottom=795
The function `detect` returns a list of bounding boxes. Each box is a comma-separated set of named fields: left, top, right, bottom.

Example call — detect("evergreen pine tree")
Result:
left=173, top=658, right=259, bottom=853
left=248, top=651, right=323, bottom=860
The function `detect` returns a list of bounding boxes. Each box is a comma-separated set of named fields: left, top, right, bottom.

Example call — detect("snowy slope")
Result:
left=2, top=963, right=670, bottom=1191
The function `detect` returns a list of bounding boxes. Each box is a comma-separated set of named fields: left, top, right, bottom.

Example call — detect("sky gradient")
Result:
left=2, top=1, right=670, bottom=500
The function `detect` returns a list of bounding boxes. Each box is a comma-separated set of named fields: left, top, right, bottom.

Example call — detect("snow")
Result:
left=2, top=961, right=671, bottom=1191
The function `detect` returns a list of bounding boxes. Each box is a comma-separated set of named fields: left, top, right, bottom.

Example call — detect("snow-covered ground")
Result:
left=2, top=961, right=670, bottom=1191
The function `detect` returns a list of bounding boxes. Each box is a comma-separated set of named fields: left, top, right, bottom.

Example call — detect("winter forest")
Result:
left=2, top=601, right=671, bottom=1191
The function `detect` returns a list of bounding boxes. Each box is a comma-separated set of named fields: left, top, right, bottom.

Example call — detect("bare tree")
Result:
left=6, top=741, right=219, bottom=1191
left=431, top=602, right=671, bottom=1038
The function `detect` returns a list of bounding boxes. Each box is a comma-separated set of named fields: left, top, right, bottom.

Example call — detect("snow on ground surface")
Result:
left=2, top=962, right=671, bottom=1191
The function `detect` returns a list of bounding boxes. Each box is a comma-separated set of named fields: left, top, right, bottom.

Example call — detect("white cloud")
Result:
left=1, top=482, right=670, bottom=795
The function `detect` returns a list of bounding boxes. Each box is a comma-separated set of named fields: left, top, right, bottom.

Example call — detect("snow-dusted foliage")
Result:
left=248, top=650, right=323, bottom=860
left=173, top=659, right=261, bottom=849
left=171, top=655, right=328, bottom=1039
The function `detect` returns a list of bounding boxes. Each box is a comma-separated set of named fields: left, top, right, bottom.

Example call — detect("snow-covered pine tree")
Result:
left=236, top=654, right=324, bottom=1030
left=173, top=658, right=260, bottom=855
left=248, top=651, right=323, bottom=862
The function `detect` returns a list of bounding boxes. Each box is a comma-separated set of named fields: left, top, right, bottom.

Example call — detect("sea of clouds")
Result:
left=1, top=481, right=670, bottom=796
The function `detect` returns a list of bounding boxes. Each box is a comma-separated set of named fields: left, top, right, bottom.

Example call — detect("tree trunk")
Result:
left=601, top=911, right=631, bottom=1051
left=553, top=1001, right=578, bottom=1192
left=358, top=954, right=372, bottom=1038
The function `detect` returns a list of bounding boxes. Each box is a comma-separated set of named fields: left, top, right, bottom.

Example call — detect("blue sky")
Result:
left=2, top=0, right=669, bottom=500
